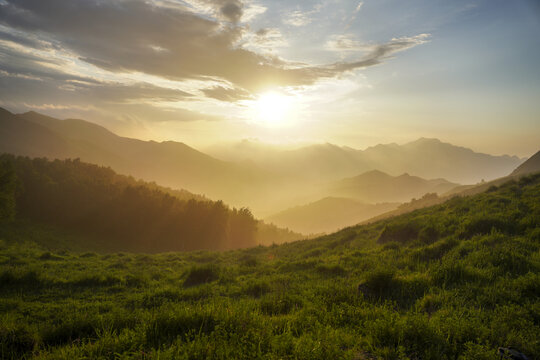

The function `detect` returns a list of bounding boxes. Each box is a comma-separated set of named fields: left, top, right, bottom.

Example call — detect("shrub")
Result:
left=358, top=268, right=398, bottom=299
left=459, top=216, right=514, bottom=239
left=183, top=265, right=220, bottom=287
left=377, top=222, right=420, bottom=244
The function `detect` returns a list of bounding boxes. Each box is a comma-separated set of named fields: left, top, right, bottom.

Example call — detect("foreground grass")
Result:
left=0, top=174, right=539, bottom=359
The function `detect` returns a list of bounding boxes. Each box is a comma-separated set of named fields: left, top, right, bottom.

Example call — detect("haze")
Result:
left=1, top=0, right=539, bottom=157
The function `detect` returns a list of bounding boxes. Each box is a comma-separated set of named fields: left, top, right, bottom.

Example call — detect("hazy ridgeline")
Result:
left=0, top=155, right=300, bottom=252
left=0, top=172, right=538, bottom=359
left=0, top=108, right=524, bottom=220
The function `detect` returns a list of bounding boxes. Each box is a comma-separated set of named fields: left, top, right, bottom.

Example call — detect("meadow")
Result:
left=0, top=173, right=539, bottom=359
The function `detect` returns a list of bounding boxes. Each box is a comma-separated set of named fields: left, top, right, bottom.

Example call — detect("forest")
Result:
left=0, top=155, right=260, bottom=252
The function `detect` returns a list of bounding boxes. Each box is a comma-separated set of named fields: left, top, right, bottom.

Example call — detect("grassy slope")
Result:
left=0, top=174, right=539, bottom=359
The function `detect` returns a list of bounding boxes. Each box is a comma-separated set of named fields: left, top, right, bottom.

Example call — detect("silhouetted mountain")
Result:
left=0, top=108, right=271, bottom=209
left=361, top=138, right=523, bottom=184
left=208, top=138, right=523, bottom=184
left=328, top=170, right=459, bottom=203
left=511, top=150, right=540, bottom=176
left=266, top=197, right=399, bottom=234
left=1, top=108, right=523, bottom=216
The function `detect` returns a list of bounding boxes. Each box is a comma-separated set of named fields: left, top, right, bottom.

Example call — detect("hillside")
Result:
left=512, top=150, right=540, bottom=176
left=0, top=172, right=538, bottom=359
left=0, top=155, right=300, bottom=252
left=0, top=108, right=273, bottom=211
left=328, top=170, right=459, bottom=203
left=266, top=197, right=398, bottom=234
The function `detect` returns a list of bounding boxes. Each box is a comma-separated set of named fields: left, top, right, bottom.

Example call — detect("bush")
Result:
left=377, top=222, right=420, bottom=244
left=183, top=265, right=220, bottom=287
left=358, top=268, right=398, bottom=299
left=459, top=216, right=514, bottom=239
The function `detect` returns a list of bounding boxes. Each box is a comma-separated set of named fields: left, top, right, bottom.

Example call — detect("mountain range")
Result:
left=0, top=108, right=272, bottom=210
left=0, top=107, right=527, bottom=223
left=206, top=138, right=523, bottom=184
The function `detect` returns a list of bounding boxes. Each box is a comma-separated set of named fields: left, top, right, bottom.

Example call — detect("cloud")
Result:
left=0, top=0, right=430, bottom=99
left=345, top=1, right=364, bottom=30
left=330, top=34, right=431, bottom=71
left=283, top=10, right=313, bottom=27
left=325, top=34, right=363, bottom=51
left=241, top=27, right=288, bottom=51
left=202, top=86, right=253, bottom=102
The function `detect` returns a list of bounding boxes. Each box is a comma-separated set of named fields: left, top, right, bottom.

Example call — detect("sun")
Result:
left=252, top=91, right=294, bottom=127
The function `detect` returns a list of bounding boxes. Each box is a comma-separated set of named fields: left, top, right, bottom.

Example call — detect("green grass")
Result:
left=0, top=173, right=539, bottom=359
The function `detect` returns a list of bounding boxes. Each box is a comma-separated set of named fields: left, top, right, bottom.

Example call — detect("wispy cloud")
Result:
left=0, top=0, right=430, bottom=113
left=283, top=10, right=313, bottom=27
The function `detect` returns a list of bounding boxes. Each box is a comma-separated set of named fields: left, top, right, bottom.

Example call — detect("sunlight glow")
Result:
left=252, top=91, right=294, bottom=127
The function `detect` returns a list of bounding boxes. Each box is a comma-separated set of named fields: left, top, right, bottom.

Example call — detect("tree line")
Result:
left=0, top=154, right=258, bottom=252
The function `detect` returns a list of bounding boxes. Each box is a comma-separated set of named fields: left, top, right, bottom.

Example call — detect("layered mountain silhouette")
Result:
left=362, top=149, right=540, bottom=225
left=207, top=138, right=523, bottom=184
left=0, top=108, right=272, bottom=210
left=0, top=107, right=525, bottom=219
left=266, top=197, right=398, bottom=234
left=327, top=170, right=459, bottom=203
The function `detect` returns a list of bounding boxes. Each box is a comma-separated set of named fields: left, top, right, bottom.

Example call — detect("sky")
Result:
left=0, top=0, right=539, bottom=157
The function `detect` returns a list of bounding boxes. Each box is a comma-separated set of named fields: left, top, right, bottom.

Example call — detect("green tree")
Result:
left=0, top=156, right=17, bottom=221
